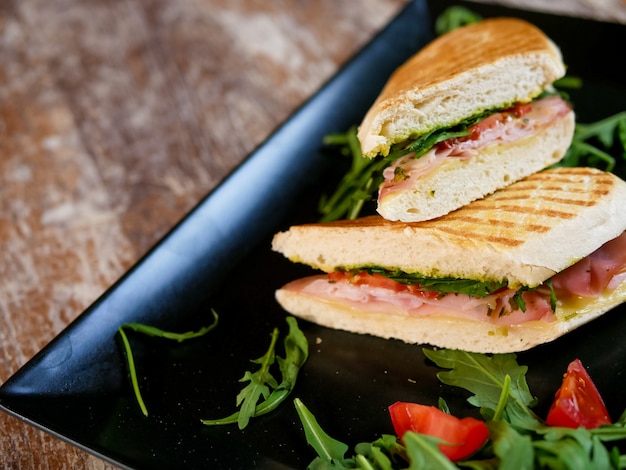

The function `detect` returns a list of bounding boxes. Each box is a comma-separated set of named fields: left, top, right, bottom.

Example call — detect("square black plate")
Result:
left=2, top=1, right=626, bottom=468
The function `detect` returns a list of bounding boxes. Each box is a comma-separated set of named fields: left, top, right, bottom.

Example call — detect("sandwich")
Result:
left=354, top=17, right=575, bottom=222
left=272, top=167, right=626, bottom=353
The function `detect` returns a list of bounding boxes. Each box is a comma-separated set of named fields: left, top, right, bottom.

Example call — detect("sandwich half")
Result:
left=356, top=17, right=575, bottom=222
left=273, top=167, right=626, bottom=353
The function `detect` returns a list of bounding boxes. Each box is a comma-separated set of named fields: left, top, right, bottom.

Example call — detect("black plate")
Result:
left=2, top=1, right=626, bottom=468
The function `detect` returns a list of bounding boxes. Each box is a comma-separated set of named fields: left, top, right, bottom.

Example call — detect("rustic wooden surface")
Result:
left=0, top=0, right=623, bottom=469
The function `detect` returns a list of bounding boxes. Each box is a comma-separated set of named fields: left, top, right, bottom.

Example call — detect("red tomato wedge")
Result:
left=545, top=358, right=611, bottom=429
left=388, top=402, right=489, bottom=461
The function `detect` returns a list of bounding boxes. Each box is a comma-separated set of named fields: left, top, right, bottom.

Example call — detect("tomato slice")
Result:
left=327, top=271, right=441, bottom=299
left=388, top=402, right=489, bottom=461
left=545, top=358, right=611, bottom=429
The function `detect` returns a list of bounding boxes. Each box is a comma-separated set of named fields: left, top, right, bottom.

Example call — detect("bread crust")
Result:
left=378, top=110, right=575, bottom=222
left=272, top=168, right=626, bottom=287
left=275, top=277, right=626, bottom=354
left=358, top=18, right=566, bottom=158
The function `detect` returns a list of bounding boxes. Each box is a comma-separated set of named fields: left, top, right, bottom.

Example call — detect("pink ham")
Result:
left=552, top=232, right=626, bottom=297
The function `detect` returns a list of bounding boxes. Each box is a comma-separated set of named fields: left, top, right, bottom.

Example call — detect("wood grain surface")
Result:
left=0, top=0, right=623, bottom=469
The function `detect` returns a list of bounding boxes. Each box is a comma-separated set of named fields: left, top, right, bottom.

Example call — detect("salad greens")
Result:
left=558, top=112, right=626, bottom=172
left=118, top=312, right=308, bottom=429
left=435, top=6, right=482, bottom=36
left=423, top=349, right=540, bottom=429
left=201, top=316, right=308, bottom=429
left=118, top=309, right=219, bottom=417
left=318, top=128, right=386, bottom=222
left=295, top=349, right=626, bottom=469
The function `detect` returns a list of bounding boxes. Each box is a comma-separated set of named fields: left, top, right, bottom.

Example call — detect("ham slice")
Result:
left=552, top=232, right=626, bottom=297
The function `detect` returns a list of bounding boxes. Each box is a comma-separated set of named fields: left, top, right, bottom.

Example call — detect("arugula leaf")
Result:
left=434, top=6, right=482, bottom=36
left=403, top=432, right=459, bottom=470
left=354, top=435, right=404, bottom=469
left=532, top=427, right=606, bottom=469
left=118, top=309, right=219, bottom=417
left=318, top=127, right=388, bottom=222
left=294, top=398, right=351, bottom=468
left=278, top=315, right=311, bottom=389
left=553, top=75, right=583, bottom=91
left=202, top=316, right=309, bottom=429
left=422, top=349, right=540, bottom=429
left=403, top=128, right=472, bottom=160
left=120, top=311, right=219, bottom=342
left=555, top=111, right=626, bottom=171
left=235, top=327, right=281, bottom=429
left=489, top=420, right=534, bottom=470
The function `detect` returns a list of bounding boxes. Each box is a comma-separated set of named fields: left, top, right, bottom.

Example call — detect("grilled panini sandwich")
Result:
left=272, top=168, right=626, bottom=353
left=357, top=17, right=575, bottom=222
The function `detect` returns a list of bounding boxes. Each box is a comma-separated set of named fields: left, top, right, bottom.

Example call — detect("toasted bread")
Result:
left=272, top=167, right=626, bottom=288
left=358, top=18, right=566, bottom=158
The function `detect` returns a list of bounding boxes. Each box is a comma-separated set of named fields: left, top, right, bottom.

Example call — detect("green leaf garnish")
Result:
left=553, top=75, right=583, bottom=90
left=296, top=348, right=626, bottom=468
left=235, top=327, right=281, bottom=429
left=403, top=432, right=459, bottom=470
left=555, top=111, right=626, bottom=172
left=295, top=398, right=406, bottom=469
left=118, top=309, right=219, bottom=417
left=201, top=316, right=309, bottom=429
left=422, top=349, right=540, bottom=429
left=294, top=398, right=350, bottom=465
left=489, top=420, right=535, bottom=469
left=318, top=127, right=387, bottom=222
left=434, top=6, right=482, bottom=36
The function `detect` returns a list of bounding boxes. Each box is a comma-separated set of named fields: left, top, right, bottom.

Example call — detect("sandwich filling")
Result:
left=379, top=95, right=572, bottom=201
left=281, top=231, right=626, bottom=326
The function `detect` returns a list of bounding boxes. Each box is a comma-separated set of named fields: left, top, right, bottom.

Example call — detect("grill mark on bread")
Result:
left=541, top=197, right=602, bottom=207
left=461, top=203, right=577, bottom=219
left=495, top=183, right=592, bottom=193
left=488, top=194, right=603, bottom=207
left=437, top=214, right=551, bottom=233
left=427, top=225, right=525, bottom=247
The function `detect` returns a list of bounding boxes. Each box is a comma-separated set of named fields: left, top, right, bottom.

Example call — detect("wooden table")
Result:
left=1, top=0, right=623, bottom=468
